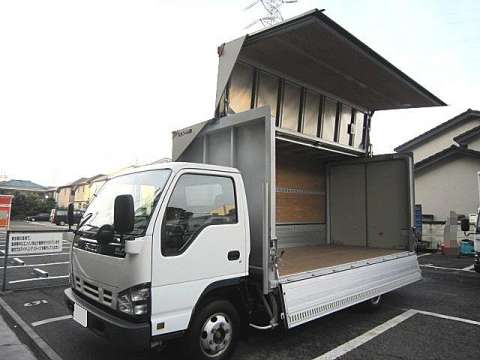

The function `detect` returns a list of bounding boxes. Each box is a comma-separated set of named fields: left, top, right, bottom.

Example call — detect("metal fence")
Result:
left=1, top=229, right=71, bottom=291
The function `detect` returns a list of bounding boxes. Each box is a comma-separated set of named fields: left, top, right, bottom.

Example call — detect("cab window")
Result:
left=162, top=174, right=237, bottom=256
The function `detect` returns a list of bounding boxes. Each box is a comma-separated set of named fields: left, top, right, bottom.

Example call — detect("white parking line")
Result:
left=9, top=275, right=69, bottom=284
left=417, top=253, right=432, bottom=258
left=1, top=241, right=70, bottom=245
left=313, top=309, right=480, bottom=360
left=462, top=264, right=475, bottom=271
left=313, top=310, right=417, bottom=360
left=420, top=264, right=474, bottom=272
left=414, top=309, right=480, bottom=326
left=4, top=252, right=70, bottom=258
left=31, top=315, right=72, bottom=327
left=0, top=261, right=69, bottom=270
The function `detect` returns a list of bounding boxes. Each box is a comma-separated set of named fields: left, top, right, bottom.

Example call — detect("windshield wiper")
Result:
left=77, top=212, right=93, bottom=229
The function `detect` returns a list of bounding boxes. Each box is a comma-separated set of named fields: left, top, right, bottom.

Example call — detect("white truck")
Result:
left=64, top=10, right=445, bottom=359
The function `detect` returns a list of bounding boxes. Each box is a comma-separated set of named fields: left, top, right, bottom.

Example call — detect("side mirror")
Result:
left=114, top=194, right=135, bottom=235
left=97, top=224, right=114, bottom=245
left=460, top=218, right=470, bottom=232
left=67, top=203, right=75, bottom=227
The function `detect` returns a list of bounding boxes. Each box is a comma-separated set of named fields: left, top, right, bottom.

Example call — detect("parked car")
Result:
left=26, top=213, right=50, bottom=222
left=51, top=208, right=84, bottom=225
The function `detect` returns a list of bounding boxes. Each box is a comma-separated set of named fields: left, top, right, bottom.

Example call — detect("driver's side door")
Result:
left=150, top=169, right=247, bottom=336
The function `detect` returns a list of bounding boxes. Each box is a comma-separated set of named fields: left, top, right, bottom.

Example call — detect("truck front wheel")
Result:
left=184, top=299, right=240, bottom=360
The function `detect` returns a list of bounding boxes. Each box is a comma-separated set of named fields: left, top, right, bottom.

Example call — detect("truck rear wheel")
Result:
left=184, top=299, right=240, bottom=360
left=361, top=295, right=382, bottom=311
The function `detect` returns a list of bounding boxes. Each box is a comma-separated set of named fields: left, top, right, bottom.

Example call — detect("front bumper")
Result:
left=64, top=288, right=150, bottom=351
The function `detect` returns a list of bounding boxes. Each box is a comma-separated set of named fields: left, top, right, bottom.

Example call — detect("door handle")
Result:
left=227, top=250, right=240, bottom=261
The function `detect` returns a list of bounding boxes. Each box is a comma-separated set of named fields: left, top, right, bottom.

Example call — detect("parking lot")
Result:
left=0, top=237, right=479, bottom=360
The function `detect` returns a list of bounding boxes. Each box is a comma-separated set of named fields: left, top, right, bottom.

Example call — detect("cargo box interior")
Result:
left=275, top=139, right=411, bottom=277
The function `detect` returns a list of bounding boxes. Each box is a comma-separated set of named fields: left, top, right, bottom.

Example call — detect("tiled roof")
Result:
left=415, top=145, right=480, bottom=171
left=0, top=179, right=47, bottom=192
left=395, top=109, right=480, bottom=152
left=453, top=125, right=480, bottom=146
left=56, top=177, right=88, bottom=190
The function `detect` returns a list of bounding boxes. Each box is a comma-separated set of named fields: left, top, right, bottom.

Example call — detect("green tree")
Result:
left=10, top=192, right=57, bottom=219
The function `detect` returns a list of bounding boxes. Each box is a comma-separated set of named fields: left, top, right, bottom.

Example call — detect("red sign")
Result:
left=0, top=195, right=13, bottom=230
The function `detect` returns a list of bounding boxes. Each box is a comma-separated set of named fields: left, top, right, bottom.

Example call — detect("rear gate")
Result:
left=327, top=153, right=415, bottom=250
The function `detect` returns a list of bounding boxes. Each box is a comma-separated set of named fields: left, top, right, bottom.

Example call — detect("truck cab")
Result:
left=65, top=163, right=250, bottom=356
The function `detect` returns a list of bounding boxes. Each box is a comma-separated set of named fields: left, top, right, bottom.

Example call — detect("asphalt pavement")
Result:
left=0, top=255, right=479, bottom=360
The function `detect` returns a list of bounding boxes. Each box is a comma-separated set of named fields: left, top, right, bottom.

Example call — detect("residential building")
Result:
left=73, top=174, right=107, bottom=209
left=56, top=159, right=170, bottom=210
left=56, top=177, right=87, bottom=209
left=395, top=109, right=480, bottom=221
left=0, top=179, right=55, bottom=199
left=73, top=180, right=90, bottom=210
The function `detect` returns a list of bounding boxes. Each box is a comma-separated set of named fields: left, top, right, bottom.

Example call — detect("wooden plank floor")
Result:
left=277, top=245, right=403, bottom=277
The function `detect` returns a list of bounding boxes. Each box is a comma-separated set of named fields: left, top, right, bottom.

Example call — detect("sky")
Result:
left=1, top=0, right=479, bottom=186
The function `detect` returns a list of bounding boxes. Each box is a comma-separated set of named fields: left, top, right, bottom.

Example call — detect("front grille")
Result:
left=75, top=276, right=114, bottom=307
left=83, top=281, right=99, bottom=297
left=74, top=234, right=126, bottom=258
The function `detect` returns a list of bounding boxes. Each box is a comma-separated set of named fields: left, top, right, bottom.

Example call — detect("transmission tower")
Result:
left=244, top=0, right=299, bottom=28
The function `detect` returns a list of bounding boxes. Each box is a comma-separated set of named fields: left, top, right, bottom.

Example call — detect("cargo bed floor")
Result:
left=277, top=245, right=404, bottom=277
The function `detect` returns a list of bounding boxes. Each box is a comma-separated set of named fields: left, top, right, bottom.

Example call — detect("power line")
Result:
left=244, top=0, right=299, bottom=29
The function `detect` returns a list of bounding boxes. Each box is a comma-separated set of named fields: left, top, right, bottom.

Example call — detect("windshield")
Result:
left=78, top=169, right=171, bottom=236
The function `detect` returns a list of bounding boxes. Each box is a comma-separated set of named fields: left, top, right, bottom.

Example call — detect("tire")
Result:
left=183, top=299, right=240, bottom=360
left=361, top=295, right=383, bottom=311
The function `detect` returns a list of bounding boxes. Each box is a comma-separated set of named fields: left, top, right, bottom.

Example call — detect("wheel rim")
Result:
left=199, top=312, right=232, bottom=358
left=370, top=295, right=381, bottom=305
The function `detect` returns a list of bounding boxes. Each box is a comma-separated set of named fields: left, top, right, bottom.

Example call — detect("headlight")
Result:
left=117, top=283, right=150, bottom=317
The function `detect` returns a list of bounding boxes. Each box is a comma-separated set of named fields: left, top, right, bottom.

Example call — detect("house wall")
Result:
left=410, top=118, right=480, bottom=163
left=57, top=187, right=72, bottom=209
left=415, top=156, right=480, bottom=220
left=74, top=184, right=90, bottom=210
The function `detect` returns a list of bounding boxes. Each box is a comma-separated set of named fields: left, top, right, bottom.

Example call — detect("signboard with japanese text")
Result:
left=8, top=232, right=63, bottom=255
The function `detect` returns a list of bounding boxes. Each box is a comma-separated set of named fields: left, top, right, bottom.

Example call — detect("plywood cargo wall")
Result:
left=276, top=151, right=326, bottom=224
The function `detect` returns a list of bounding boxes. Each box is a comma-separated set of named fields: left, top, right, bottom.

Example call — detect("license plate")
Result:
left=73, top=303, right=87, bottom=327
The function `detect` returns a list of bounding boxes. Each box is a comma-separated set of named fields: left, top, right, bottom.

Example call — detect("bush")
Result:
left=10, top=192, right=57, bottom=219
